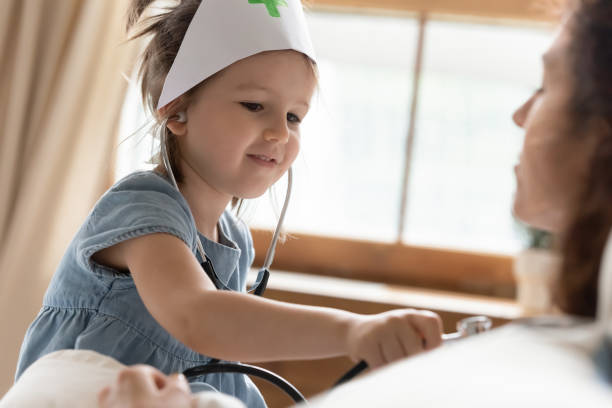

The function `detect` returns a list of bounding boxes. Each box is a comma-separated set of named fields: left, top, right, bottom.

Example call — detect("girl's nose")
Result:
left=263, top=121, right=290, bottom=144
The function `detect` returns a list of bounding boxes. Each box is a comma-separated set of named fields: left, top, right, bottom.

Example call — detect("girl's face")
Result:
left=173, top=50, right=316, bottom=199
left=512, top=22, right=598, bottom=233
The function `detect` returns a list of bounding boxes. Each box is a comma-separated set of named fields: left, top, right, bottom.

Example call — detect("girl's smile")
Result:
left=247, top=153, right=280, bottom=168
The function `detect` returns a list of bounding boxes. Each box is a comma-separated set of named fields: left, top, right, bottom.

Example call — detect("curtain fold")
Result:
left=0, top=0, right=141, bottom=395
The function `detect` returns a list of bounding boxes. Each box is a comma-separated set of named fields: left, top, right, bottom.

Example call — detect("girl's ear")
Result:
left=166, top=112, right=187, bottom=136
left=158, top=97, right=187, bottom=136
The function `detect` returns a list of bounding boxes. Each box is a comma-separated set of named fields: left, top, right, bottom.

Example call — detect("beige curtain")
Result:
left=0, top=0, right=141, bottom=395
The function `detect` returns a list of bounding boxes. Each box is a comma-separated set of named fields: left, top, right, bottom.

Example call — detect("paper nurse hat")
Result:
left=157, top=0, right=317, bottom=110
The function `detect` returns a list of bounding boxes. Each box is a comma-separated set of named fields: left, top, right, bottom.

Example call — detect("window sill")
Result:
left=248, top=269, right=522, bottom=322
left=251, top=229, right=517, bottom=298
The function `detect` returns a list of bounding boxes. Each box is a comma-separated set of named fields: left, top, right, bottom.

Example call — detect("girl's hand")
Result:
left=98, top=365, right=194, bottom=408
left=346, top=309, right=443, bottom=369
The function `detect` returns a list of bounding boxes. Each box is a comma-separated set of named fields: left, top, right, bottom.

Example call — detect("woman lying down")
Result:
left=2, top=0, right=612, bottom=406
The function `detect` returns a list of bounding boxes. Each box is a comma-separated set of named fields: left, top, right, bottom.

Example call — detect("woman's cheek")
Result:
left=513, top=166, right=529, bottom=215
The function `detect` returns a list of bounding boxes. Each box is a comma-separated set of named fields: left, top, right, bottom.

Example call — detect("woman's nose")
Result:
left=513, top=96, right=534, bottom=128
left=512, top=107, right=525, bottom=128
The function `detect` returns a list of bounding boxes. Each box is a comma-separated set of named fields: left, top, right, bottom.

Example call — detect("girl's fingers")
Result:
left=396, top=321, right=424, bottom=357
left=362, top=343, right=386, bottom=369
left=409, top=312, right=443, bottom=350
left=348, top=310, right=443, bottom=372
left=380, top=334, right=408, bottom=364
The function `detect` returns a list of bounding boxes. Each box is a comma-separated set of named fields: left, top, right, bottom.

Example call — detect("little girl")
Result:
left=15, top=0, right=443, bottom=406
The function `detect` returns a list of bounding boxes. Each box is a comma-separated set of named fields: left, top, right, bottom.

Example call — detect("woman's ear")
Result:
left=166, top=112, right=187, bottom=136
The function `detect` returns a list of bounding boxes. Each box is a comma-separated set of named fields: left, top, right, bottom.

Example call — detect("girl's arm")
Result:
left=94, top=233, right=442, bottom=367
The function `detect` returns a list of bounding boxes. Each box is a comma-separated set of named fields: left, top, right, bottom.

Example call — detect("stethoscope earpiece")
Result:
left=171, top=111, right=187, bottom=123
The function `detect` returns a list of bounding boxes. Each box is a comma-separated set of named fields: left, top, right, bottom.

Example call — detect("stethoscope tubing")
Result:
left=183, top=331, right=469, bottom=404
left=183, top=361, right=307, bottom=404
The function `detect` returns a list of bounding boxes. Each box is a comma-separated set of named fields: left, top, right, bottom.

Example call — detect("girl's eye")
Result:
left=240, top=102, right=263, bottom=112
left=240, top=102, right=301, bottom=124
left=287, top=112, right=301, bottom=124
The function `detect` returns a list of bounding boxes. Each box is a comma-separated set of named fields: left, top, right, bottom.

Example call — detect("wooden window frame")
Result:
left=252, top=229, right=515, bottom=298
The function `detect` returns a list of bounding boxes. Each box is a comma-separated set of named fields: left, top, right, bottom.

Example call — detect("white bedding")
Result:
left=304, top=320, right=612, bottom=407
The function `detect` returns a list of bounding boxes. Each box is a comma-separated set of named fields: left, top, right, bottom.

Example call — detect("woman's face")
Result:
left=512, top=21, right=598, bottom=233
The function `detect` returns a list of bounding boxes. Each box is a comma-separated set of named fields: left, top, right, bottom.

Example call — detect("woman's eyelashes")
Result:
left=239, top=102, right=302, bottom=124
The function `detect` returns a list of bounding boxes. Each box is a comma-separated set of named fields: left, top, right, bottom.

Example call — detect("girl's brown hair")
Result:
left=126, top=0, right=203, bottom=183
left=555, top=0, right=612, bottom=317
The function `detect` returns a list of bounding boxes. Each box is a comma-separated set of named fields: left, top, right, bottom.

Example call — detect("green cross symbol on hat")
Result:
left=248, top=0, right=288, bottom=17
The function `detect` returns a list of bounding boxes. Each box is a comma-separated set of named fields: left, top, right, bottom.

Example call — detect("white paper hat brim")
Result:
left=157, top=0, right=317, bottom=110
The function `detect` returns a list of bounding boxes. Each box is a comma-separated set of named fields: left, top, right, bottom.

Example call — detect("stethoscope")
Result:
left=159, top=120, right=493, bottom=403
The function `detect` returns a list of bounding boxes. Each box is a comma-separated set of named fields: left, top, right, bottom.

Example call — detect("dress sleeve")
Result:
left=75, top=173, right=197, bottom=275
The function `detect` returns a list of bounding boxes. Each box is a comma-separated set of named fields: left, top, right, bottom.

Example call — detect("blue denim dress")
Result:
left=15, top=171, right=266, bottom=408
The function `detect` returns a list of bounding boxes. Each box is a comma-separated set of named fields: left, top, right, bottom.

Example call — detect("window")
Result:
left=246, top=12, right=419, bottom=243
left=247, top=12, right=553, bottom=254
left=403, top=20, right=552, bottom=253
left=115, top=5, right=555, bottom=293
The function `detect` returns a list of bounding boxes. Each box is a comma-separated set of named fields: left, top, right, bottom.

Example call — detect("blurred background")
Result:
left=0, top=0, right=557, bottom=403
